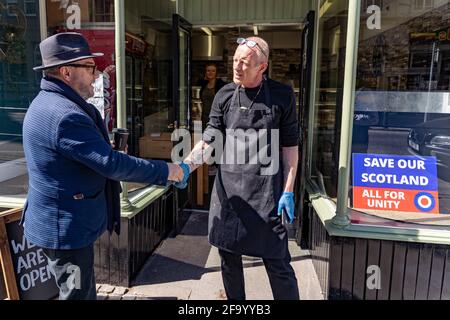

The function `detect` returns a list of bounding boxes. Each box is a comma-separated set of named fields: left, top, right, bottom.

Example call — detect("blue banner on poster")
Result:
left=353, top=153, right=438, bottom=191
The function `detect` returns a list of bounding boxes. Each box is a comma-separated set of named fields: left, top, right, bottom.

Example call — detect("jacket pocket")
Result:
left=72, top=188, right=103, bottom=200
left=76, top=189, right=106, bottom=232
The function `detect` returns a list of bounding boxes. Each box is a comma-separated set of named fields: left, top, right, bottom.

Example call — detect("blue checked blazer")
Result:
left=22, top=77, right=169, bottom=249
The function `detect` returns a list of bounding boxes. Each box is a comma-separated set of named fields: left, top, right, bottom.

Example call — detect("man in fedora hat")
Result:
left=22, top=32, right=191, bottom=300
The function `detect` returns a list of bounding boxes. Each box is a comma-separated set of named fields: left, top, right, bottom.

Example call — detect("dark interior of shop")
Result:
left=123, top=17, right=304, bottom=206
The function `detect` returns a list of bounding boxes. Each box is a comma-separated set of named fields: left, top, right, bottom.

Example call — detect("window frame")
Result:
left=24, top=0, right=37, bottom=16
left=304, top=0, right=450, bottom=234
left=6, top=0, right=18, bottom=16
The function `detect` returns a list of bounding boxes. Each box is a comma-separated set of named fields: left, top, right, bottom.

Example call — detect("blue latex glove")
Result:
left=174, top=162, right=190, bottom=189
left=277, top=192, right=295, bottom=224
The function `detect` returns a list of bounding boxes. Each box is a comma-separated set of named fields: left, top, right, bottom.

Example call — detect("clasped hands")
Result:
left=174, top=162, right=190, bottom=189
left=168, top=162, right=191, bottom=189
left=170, top=142, right=208, bottom=189
left=170, top=164, right=296, bottom=223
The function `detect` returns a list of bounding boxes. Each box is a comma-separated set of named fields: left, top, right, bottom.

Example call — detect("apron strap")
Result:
left=263, top=76, right=271, bottom=109
left=230, top=77, right=272, bottom=111
left=229, top=84, right=240, bottom=111
left=217, top=85, right=237, bottom=211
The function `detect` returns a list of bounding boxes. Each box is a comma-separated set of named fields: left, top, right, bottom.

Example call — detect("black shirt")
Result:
left=203, top=78, right=299, bottom=147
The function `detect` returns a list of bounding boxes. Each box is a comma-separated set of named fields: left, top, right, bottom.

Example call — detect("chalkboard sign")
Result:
left=5, top=220, right=59, bottom=300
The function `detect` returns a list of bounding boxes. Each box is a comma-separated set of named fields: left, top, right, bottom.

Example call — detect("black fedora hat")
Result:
left=33, top=32, right=103, bottom=71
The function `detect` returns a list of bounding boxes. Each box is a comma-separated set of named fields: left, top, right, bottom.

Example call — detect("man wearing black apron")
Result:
left=184, top=37, right=299, bottom=300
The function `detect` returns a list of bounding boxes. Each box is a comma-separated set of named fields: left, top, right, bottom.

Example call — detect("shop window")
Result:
left=24, top=0, right=36, bottom=16
left=93, top=0, right=113, bottom=22
left=0, top=0, right=119, bottom=201
left=351, top=0, right=450, bottom=228
left=123, top=0, right=176, bottom=193
left=330, top=26, right=341, bottom=56
left=414, top=0, right=435, bottom=10
left=45, top=0, right=116, bottom=125
left=310, top=0, right=349, bottom=199
left=6, top=0, right=17, bottom=16
left=32, top=42, right=41, bottom=84
left=7, top=62, right=27, bottom=83
left=362, top=0, right=384, bottom=10
left=0, top=0, right=40, bottom=199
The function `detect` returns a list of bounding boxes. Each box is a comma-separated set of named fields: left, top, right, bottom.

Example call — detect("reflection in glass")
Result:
left=351, top=0, right=450, bottom=224
left=310, top=0, right=349, bottom=199
left=178, top=29, right=189, bottom=129
left=46, top=0, right=116, bottom=131
left=124, top=1, right=176, bottom=193
left=0, top=0, right=41, bottom=197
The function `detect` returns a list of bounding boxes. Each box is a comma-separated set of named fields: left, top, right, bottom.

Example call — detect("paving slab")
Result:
left=98, top=284, right=115, bottom=294
left=129, top=211, right=324, bottom=300
left=113, top=287, right=128, bottom=295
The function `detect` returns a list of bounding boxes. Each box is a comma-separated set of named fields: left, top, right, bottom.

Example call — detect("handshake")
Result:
left=167, top=141, right=209, bottom=189
left=167, top=162, right=192, bottom=189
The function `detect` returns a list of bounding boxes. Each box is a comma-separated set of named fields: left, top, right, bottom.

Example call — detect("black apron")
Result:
left=208, top=79, right=287, bottom=259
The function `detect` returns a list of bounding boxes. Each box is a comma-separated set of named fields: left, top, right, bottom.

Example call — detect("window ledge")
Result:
left=0, top=185, right=171, bottom=221
left=0, top=196, right=26, bottom=209
left=120, top=184, right=171, bottom=219
left=306, top=181, right=450, bottom=245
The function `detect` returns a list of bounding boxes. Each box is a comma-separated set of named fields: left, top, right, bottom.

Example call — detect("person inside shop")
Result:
left=183, top=37, right=300, bottom=300
left=352, top=81, right=380, bottom=155
left=196, top=63, right=227, bottom=128
left=21, top=32, right=190, bottom=300
left=349, top=84, right=380, bottom=206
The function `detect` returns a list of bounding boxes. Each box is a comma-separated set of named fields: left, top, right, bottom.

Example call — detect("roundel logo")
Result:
left=414, top=192, right=436, bottom=212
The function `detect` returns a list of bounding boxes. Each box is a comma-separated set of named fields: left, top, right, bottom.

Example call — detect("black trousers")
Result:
left=218, top=248, right=300, bottom=300
left=42, top=243, right=97, bottom=300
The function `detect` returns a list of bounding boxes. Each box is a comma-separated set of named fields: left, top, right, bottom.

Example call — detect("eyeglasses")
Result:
left=236, top=38, right=268, bottom=58
left=62, top=64, right=97, bottom=75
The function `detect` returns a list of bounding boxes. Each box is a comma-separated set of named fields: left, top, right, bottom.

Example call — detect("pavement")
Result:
left=96, top=211, right=325, bottom=300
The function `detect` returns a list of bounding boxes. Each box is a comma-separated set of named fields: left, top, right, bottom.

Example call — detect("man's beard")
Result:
left=81, top=83, right=94, bottom=100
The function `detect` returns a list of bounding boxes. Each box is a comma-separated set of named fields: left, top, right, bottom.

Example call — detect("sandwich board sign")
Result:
left=6, top=220, right=58, bottom=300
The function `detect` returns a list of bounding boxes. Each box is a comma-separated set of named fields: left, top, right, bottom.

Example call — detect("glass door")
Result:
left=296, top=10, right=315, bottom=248
left=171, top=14, right=192, bottom=131
left=172, top=14, right=192, bottom=226
left=125, top=54, right=144, bottom=157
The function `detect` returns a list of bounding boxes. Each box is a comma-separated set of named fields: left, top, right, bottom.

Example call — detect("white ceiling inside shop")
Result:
left=178, top=0, right=314, bottom=25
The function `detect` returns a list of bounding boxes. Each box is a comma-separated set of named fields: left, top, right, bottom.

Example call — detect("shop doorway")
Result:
left=122, top=1, right=312, bottom=234
left=189, top=23, right=307, bottom=218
